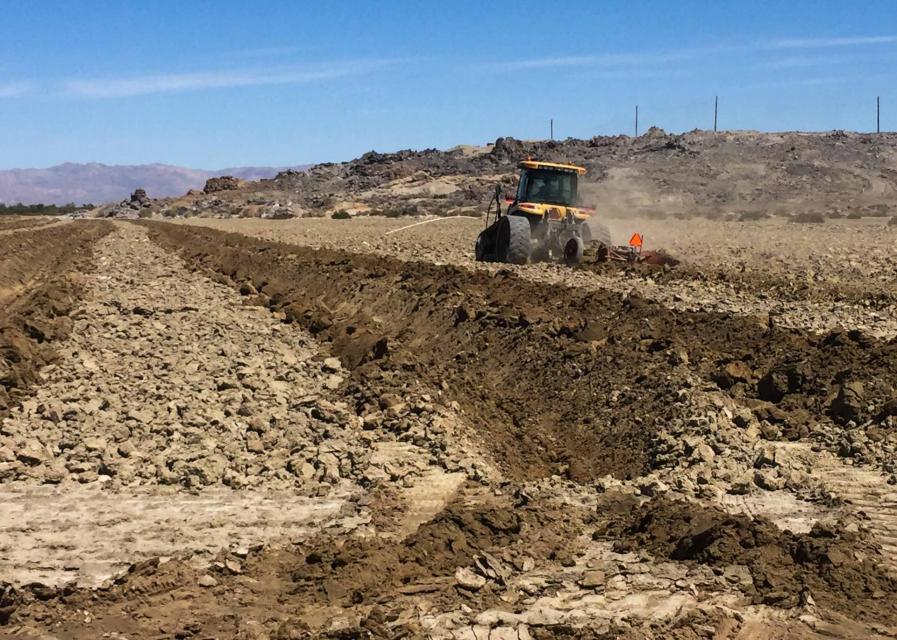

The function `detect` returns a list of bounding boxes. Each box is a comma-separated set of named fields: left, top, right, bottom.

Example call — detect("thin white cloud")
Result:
left=484, top=34, right=897, bottom=73
left=0, top=82, right=33, bottom=98
left=784, top=75, right=852, bottom=86
left=484, top=50, right=696, bottom=72
left=64, top=60, right=395, bottom=98
left=762, top=55, right=832, bottom=69
left=232, top=45, right=307, bottom=58
left=577, top=68, right=693, bottom=81
left=773, top=35, right=897, bottom=49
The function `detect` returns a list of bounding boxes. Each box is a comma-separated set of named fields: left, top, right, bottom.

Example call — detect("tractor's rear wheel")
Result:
left=563, top=235, right=584, bottom=264
left=497, top=215, right=531, bottom=264
left=474, top=232, right=487, bottom=261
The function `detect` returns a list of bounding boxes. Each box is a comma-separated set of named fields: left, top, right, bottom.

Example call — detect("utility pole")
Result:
left=877, top=96, right=881, bottom=133
left=550, top=118, right=554, bottom=141
left=635, top=105, right=639, bottom=137
left=714, top=96, right=718, bottom=132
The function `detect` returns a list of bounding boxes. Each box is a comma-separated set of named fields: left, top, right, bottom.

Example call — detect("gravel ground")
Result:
left=0, top=224, right=477, bottom=593
left=4, top=218, right=897, bottom=639
left=1, top=224, right=366, bottom=492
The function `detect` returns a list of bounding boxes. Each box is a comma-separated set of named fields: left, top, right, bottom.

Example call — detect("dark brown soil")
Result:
left=0, top=222, right=112, bottom=416
left=8, top=493, right=590, bottom=639
left=141, top=221, right=897, bottom=481
left=599, top=498, right=897, bottom=625
left=291, top=495, right=583, bottom=607
left=294, top=502, right=523, bottom=606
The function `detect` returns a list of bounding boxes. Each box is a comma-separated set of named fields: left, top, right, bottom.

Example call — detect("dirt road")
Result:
left=3, top=219, right=897, bottom=639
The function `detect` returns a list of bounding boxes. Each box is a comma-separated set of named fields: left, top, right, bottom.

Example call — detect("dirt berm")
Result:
left=0, top=221, right=112, bottom=417
left=600, top=497, right=897, bottom=626
left=142, top=222, right=897, bottom=482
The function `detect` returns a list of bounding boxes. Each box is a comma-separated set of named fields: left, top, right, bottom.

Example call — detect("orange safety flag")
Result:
left=629, top=233, right=643, bottom=248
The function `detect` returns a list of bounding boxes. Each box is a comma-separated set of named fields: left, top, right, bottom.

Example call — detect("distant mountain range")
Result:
left=0, top=162, right=311, bottom=205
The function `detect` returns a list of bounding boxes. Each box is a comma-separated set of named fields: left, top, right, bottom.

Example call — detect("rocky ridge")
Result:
left=146, top=129, right=897, bottom=223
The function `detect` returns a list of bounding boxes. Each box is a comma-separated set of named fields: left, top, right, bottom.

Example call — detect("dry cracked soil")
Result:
left=1, top=215, right=897, bottom=639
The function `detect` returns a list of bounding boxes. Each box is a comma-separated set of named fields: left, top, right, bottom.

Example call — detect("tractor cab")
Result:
left=509, top=161, right=591, bottom=222
left=516, top=161, right=583, bottom=206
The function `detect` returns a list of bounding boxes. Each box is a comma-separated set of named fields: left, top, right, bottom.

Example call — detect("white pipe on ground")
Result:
left=383, top=216, right=480, bottom=236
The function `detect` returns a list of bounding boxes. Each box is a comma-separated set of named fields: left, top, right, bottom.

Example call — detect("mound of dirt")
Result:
left=0, top=223, right=111, bottom=416
left=8, top=492, right=590, bottom=638
left=293, top=501, right=527, bottom=605
left=792, top=212, right=826, bottom=224
left=602, top=498, right=897, bottom=624
left=745, top=331, right=897, bottom=439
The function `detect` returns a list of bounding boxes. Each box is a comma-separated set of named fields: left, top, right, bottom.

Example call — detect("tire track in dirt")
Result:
left=816, top=459, right=897, bottom=570
left=727, top=441, right=897, bottom=574
left=1, top=485, right=346, bottom=587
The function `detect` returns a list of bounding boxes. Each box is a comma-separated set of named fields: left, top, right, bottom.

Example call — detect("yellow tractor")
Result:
left=475, top=160, right=613, bottom=265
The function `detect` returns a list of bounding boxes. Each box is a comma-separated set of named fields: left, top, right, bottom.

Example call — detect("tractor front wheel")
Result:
left=497, top=215, right=531, bottom=265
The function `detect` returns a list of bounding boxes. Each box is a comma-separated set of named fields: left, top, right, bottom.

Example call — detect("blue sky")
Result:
left=1, top=0, right=896, bottom=169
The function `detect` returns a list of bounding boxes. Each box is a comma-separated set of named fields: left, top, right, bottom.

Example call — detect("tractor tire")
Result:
left=563, top=235, right=585, bottom=264
left=497, top=215, right=531, bottom=264
left=474, top=232, right=487, bottom=261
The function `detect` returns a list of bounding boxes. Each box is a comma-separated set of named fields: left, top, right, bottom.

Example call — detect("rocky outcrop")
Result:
left=157, top=130, right=897, bottom=220
left=203, top=176, right=242, bottom=194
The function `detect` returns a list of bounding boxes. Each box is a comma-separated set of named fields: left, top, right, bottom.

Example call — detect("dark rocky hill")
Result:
left=148, top=129, right=897, bottom=221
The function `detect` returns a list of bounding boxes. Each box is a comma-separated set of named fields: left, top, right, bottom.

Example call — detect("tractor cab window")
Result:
left=519, top=169, right=578, bottom=206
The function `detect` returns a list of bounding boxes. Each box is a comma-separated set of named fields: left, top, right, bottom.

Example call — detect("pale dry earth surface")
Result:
left=0, top=217, right=65, bottom=237
left=1, top=216, right=897, bottom=639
